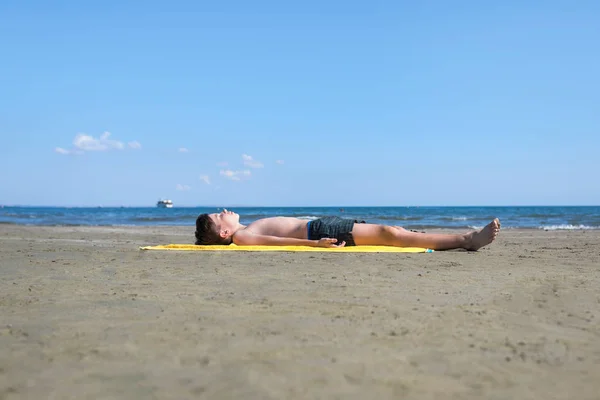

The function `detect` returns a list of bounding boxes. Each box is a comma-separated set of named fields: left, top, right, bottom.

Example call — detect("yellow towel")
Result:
left=140, top=244, right=433, bottom=253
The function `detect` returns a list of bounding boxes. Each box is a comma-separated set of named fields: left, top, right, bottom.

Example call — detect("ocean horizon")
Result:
left=1, top=205, right=599, bottom=230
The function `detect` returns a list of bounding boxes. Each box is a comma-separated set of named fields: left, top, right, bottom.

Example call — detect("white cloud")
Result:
left=276, top=160, right=284, bottom=165
left=242, top=154, right=264, bottom=168
left=55, top=147, right=70, bottom=155
left=220, top=170, right=240, bottom=181
left=179, top=147, right=189, bottom=153
left=74, top=131, right=124, bottom=151
left=217, top=161, right=228, bottom=167
left=54, top=147, right=83, bottom=156
left=199, top=175, right=211, bottom=185
left=176, top=184, right=191, bottom=191
left=220, top=169, right=251, bottom=181
left=56, top=132, right=141, bottom=154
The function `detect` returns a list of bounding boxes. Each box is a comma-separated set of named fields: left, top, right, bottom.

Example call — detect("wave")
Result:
left=437, top=216, right=469, bottom=221
left=368, top=216, right=424, bottom=221
left=129, top=216, right=187, bottom=222
left=539, top=224, right=600, bottom=230
left=522, top=213, right=563, bottom=218
left=0, top=213, right=39, bottom=219
left=437, top=215, right=499, bottom=222
left=403, top=224, right=474, bottom=230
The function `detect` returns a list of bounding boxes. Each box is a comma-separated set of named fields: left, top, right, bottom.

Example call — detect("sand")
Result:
left=1, top=224, right=599, bottom=399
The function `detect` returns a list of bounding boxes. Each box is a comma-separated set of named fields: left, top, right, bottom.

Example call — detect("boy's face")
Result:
left=209, top=209, right=239, bottom=237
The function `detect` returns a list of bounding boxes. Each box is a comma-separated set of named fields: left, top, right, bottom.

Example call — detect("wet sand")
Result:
left=1, top=225, right=599, bottom=399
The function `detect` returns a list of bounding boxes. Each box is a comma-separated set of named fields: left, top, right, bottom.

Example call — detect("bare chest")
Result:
left=246, top=217, right=308, bottom=239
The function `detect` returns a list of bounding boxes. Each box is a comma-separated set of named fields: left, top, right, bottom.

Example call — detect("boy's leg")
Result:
left=351, top=218, right=500, bottom=251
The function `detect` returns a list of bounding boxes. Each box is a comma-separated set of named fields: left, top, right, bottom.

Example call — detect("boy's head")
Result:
left=194, top=209, right=240, bottom=245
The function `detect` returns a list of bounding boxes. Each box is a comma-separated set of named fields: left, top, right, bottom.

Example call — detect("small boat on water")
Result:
left=157, top=199, right=173, bottom=208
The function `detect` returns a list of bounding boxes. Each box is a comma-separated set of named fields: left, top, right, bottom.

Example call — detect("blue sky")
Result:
left=1, top=0, right=598, bottom=207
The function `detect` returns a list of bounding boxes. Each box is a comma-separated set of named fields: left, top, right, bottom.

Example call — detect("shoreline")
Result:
left=3, top=206, right=599, bottom=232
left=1, top=225, right=599, bottom=399
left=2, top=222, right=598, bottom=231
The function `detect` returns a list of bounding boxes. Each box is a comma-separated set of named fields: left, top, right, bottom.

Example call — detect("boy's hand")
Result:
left=316, top=238, right=346, bottom=248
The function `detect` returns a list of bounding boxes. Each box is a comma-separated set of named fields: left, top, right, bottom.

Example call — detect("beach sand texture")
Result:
left=1, top=225, right=599, bottom=399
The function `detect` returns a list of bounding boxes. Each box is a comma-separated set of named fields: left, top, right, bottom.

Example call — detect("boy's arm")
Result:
left=233, top=230, right=344, bottom=247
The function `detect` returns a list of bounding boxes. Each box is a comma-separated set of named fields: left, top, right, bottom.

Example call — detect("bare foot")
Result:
left=465, top=218, right=500, bottom=251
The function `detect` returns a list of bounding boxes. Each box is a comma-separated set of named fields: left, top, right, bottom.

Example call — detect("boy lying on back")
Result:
left=195, top=209, right=500, bottom=251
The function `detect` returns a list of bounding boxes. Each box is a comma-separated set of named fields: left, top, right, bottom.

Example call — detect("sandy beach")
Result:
left=1, top=224, right=599, bottom=399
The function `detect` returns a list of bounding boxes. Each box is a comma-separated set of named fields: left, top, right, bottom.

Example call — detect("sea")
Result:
left=1, top=206, right=599, bottom=230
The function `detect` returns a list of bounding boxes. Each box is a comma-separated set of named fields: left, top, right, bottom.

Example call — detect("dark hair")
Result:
left=195, top=213, right=232, bottom=245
